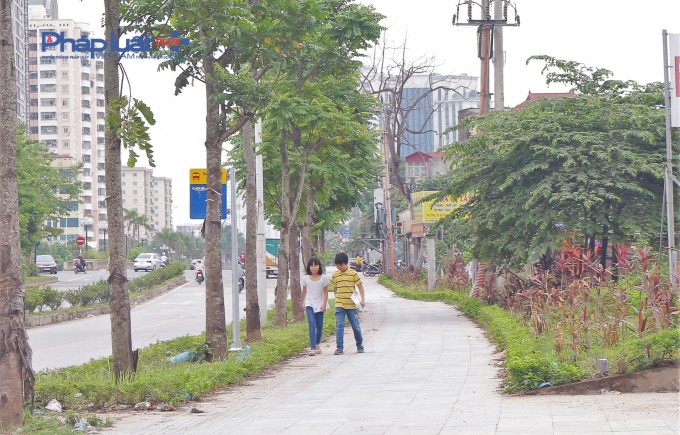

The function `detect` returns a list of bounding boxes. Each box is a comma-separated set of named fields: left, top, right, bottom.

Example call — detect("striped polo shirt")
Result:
left=331, top=268, right=362, bottom=309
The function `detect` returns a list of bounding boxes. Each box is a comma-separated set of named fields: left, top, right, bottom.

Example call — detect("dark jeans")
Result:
left=335, top=307, right=363, bottom=351
left=305, top=306, right=324, bottom=349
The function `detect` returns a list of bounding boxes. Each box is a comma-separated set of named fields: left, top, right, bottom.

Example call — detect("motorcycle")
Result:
left=74, top=260, right=87, bottom=274
left=195, top=270, right=205, bottom=284
left=363, top=261, right=383, bottom=277
left=238, top=269, right=245, bottom=293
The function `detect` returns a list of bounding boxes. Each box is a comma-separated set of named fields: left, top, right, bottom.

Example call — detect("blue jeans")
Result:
left=335, top=307, right=363, bottom=351
left=305, top=306, right=324, bottom=349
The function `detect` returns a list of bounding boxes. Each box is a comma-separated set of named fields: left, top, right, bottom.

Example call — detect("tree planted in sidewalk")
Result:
left=0, top=0, right=33, bottom=427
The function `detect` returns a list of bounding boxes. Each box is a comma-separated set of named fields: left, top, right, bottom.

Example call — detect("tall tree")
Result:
left=123, top=0, right=278, bottom=354
left=0, top=0, right=33, bottom=427
left=104, top=0, right=157, bottom=380
left=439, top=59, right=673, bottom=268
left=261, top=0, right=382, bottom=325
left=17, top=127, right=81, bottom=257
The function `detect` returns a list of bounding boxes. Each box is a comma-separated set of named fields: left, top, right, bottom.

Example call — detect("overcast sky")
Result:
left=57, top=0, right=680, bottom=227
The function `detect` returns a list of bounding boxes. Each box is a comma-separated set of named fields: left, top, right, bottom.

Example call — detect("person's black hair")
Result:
left=334, top=252, right=349, bottom=265
left=305, top=257, right=323, bottom=275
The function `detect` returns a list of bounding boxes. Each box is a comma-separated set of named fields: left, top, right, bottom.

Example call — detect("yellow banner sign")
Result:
left=190, top=168, right=227, bottom=184
left=412, top=191, right=468, bottom=223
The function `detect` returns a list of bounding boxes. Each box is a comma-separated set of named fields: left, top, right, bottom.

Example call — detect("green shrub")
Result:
left=24, top=286, right=63, bottom=312
left=127, top=262, right=186, bottom=293
left=40, top=286, right=63, bottom=311
left=25, top=287, right=44, bottom=313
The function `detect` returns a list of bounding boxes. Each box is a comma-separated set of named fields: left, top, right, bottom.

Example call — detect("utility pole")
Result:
left=453, top=0, right=520, bottom=115
left=381, top=129, right=395, bottom=277
left=493, top=0, right=505, bottom=110
left=479, top=0, right=492, bottom=114
left=255, top=119, right=268, bottom=324
left=662, top=30, right=678, bottom=284
left=229, top=166, right=242, bottom=350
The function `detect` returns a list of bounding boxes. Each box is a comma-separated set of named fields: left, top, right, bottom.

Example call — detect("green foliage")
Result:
left=16, top=125, right=81, bottom=256
left=34, top=302, right=336, bottom=408
left=108, top=96, right=156, bottom=167
left=24, top=286, right=63, bottom=312
left=438, top=65, right=672, bottom=266
left=25, top=263, right=185, bottom=313
left=127, top=262, right=187, bottom=293
left=127, top=246, right=147, bottom=261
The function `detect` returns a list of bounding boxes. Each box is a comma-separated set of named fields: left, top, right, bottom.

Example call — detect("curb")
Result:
left=26, top=277, right=187, bottom=328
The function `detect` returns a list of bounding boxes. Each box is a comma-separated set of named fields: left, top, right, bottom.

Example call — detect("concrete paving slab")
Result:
left=105, top=277, right=680, bottom=434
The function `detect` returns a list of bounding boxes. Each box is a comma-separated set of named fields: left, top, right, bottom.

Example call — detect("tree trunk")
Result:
left=202, top=43, right=227, bottom=360
left=275, top=226, right=290, bottom=326
left=103, top=0, right=136, bottom=381
left=289, top=227, right=303, bottom=321
left=0, top=4, right=33, bottom=426
left=243, top=120, right=261, bottom=341
left=600, top=231, right=608, bottom=272
left=275, top=133, right=292, bottom=326
left=318, top=231, right=325, bottom=253
left=301, top=189, right=314, bottom=268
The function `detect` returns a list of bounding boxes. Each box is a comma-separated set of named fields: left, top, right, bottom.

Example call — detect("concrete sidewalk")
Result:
left=106, top=277, right=679, bottom=434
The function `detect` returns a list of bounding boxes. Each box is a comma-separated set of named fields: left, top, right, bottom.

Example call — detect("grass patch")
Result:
left=378, top=275, right=679, bottom=393
left=32, top=301, right=336, bottom=416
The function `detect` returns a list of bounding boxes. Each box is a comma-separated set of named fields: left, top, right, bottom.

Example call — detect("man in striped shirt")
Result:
left=331, top=252, right=365, bottom=355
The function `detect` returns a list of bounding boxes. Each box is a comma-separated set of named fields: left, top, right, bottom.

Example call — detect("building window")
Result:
left=62, top=71, right=68, bottom=78
left=62, top=99, right=69, bottom=107
left=62, top=112, right=69, bottom=120
left=62, top=140, right=69, bottom=148
left=133, top=190, right=137, bottom=194
left=61, top=84, right=69, bottom=92
left=407, top=162, right=427, bottom=178
left=63, top=127, right=70, bottom=134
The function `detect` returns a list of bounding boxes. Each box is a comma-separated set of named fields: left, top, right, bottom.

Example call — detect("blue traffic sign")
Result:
left=189, top=168, right=227, bottom=219
left=341, top=230, right=351, bottom=237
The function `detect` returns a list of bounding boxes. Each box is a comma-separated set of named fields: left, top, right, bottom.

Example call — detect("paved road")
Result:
left=46, top=268, right=153, bottom=291
left=30, top=270, right=277, bottom=371
left=107, top=276, right=680, bottom=435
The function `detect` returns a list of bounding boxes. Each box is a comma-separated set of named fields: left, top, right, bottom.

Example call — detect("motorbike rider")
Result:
left=76, top=253, right=85, bottom=272
left=160, top=252, right=168, bottom=266
left=194, top=259, right=205, bottom=281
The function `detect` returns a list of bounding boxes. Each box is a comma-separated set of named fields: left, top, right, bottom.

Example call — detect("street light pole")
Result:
left=229, top=166, right=242, bottom=351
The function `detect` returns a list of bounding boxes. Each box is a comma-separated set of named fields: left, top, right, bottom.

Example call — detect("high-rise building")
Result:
left=121, top=166, right=174, bottom=240
left=400, top=73, right=479, bottom=155
left=28, top=3, right=107, bottom=249
left=150, top=176, right=173, bottom=231
left=12, top=0, right=30, bottom=123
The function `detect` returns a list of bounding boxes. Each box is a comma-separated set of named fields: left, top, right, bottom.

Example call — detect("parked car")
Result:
left=36, top=254, right=58, bottom=274
left=133, top=253, right=162, bottom=272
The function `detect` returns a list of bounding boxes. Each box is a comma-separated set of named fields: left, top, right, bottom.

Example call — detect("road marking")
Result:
left=160, top=301, right=195, bottom=306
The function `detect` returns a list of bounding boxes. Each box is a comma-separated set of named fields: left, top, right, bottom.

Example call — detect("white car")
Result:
left=133, top=253, right=162, bottom=272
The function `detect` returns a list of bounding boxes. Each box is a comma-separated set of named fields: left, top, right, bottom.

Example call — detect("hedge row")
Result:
left=25, top=262, right=187, bottom=313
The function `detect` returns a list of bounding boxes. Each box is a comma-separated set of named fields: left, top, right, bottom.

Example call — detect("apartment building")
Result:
left=121, top=166, right=174, bottom=240
left=27, top=3, right=107, bottom=249
left=12, top=0, right=30, bottom=123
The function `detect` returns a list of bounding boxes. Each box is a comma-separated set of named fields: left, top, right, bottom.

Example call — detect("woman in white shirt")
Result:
left=301, top=257, right=329, bottom=356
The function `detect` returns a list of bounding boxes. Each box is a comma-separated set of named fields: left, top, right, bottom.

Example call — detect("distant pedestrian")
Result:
left=331, top=252, right=365, bottom=355
left=301, top=257, right=329, bottom=356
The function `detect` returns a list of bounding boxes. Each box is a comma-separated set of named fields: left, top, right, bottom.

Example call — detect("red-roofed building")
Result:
left=404, top=151, right=448, bottom=183
left=513, top=92, right=576, bottom=110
